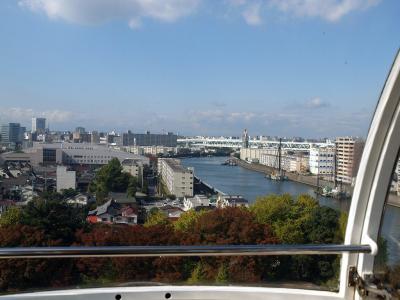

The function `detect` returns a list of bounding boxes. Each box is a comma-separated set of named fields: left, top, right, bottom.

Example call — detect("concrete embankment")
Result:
left=388, top=194, right=400, bottom=208
left=232, top=157, right=353, bottom=193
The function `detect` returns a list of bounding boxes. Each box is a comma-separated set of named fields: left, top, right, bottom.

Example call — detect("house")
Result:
left=66, top=193, right=93, bottom=206
left=216, top=194, right=249, bottom=208
left=114, top=206, right=138, bottom=225
left=87, top=199, right=137, bottom=225
left=159, top=205, right=184, bottom=220
left=183, top=194, right=211, bottom=211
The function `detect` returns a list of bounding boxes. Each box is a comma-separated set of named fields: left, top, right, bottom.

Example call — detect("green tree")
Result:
left=215, top=263, right=229, bottom=283
left=144, top=208, right=170, bottom=227
left=20, top=198, right=86, bottom=243
left=187, top=262, right=206, bottom=284
left=173, top=210, right=204, bottom=232
left=127, top=176, right=138, bottom=198
left=0, top=207, right=22, bottom=226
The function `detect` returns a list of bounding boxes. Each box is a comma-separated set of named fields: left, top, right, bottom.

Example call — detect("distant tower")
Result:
left=242, top=129, right=249, bottom=148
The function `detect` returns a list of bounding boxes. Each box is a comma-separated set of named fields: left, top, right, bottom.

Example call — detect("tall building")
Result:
left=157, top=158, right=194, bottom=197
left=122, top=131, right=177, bottom=147
left=335, top=137, right=365, bottom=185
left=0, top=123, right=23, bottom=148
left=75, top=127, right=86, bottom=134
left=91, top=131, right=100, bottom=144
left=242, top=129, right=249, bottom=148
left=31, top=117, right=46, bottom=133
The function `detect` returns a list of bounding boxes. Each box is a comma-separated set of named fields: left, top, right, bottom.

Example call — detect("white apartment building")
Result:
left=259, top=149, right=279, bottom=168
left=56, top=166, right=76, bottom=192
left=158, top=158, right=194, bottom=198
left=121, top=159, right=143, bottom=183
left=309, top=146, right=335, bottom=178
left=335, top=137, right=365, bottom=185
left=128, top=146, right=176, bottom=156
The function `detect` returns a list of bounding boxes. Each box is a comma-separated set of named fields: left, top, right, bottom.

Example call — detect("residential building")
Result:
left=158, top=158, right=194, bottom=198
left=122, top=159, right=143, bottom=182
left=309, top=146, right=335, bottom=178
left=31, top=117, right=46, bottom=134
left=66, top=193, right=92, bottom=206
left=127, top=145, right=177, bottom=156
left=87, top=199, right=137, bottom=225
left=216, top=194, right=249, bottom=208
left=335, top=137, right=365, bottom=185
left=123, top=130, right=177, bottom=147
left=259, top=149, right=280, bottom=168
left=183, top=194, right=211, bottom=211
left=56, top=166, right=76, bottom=192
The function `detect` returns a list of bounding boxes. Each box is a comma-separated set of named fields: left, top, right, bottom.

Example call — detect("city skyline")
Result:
left=0, top=0, right=399, bottom=137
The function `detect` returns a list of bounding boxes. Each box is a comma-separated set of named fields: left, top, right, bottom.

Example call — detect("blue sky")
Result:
left=0, top=0, right=399, bottom=138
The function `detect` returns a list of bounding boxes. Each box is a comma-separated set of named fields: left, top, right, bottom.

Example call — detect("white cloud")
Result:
left=19, top=0, right=200, bottom=28
left=19, top=0, right=381, bottom=28
left=0, top=107, right=73, bottom=124
left=242, top=2, right=262, bottom=25
left=268, top=0, right=381, bottom=22
left=304, top=97, right=330, bottom=109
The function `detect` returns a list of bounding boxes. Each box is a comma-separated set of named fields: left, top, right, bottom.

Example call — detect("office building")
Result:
left=2, top=142, right=149, bottom=167
left=157, top=158, right=193, bottom=197
left=91, top=131, right=100, bottom=144
left=335, top=137, right=365, bottom=185
left=32, top=117, right=46, bottom=134
left=0, top=123, right=23, bottom=148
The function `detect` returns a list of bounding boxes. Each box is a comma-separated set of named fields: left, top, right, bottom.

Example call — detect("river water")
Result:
left=181, top=156, right=400, bottom=266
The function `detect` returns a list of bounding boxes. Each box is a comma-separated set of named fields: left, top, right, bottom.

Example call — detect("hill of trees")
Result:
left=0, top=193, right=356, bottom=293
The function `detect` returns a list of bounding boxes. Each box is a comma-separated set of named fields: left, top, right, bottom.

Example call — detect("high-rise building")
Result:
left=91, top=131, right=100, bottom=144
left=242, top=129, right=249, bottom=148
left=31, top=117, right=46, bottom=133
left=0, top=123, right=23, bottom=148
left=75, top=127, right=86, bottom=134
left=335, top=137, right=365, bottom=185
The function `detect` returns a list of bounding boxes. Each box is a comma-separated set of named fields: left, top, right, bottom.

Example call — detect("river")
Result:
left=181, top=156, right=400, bottom=266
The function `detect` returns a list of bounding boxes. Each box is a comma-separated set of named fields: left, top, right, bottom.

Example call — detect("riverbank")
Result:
left=232, top=157, right=348, bottom=189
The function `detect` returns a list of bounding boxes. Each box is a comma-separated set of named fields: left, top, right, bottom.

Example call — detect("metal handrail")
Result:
left=0, top=244, right=371, bottom=259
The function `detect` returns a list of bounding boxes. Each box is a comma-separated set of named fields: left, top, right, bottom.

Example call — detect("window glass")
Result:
left=0, top=0, right=399, bottom=295
left=374, top=154, right=400, bottom=298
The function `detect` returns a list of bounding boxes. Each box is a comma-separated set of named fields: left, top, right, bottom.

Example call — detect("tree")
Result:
left=144, top=208, right=170, bottom=227
left=127, top=176, right=138, bottom=198
left=20, top=198, right=86, bottom=244
left=0, top=207, right=21, bottom=226
left=173, top=210, right=204, bottom=232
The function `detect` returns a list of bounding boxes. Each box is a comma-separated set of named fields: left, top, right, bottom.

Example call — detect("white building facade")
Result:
left=56, top=166, right=76, bottom=192
left=309, top=146, right=335, bottom=177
